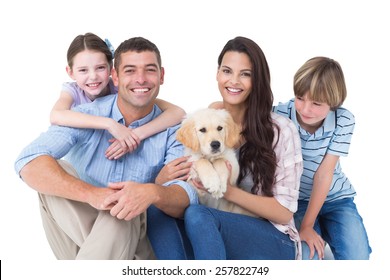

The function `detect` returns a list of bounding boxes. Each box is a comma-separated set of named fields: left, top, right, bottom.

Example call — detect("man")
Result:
left=14, top=37, right=197, bottom=260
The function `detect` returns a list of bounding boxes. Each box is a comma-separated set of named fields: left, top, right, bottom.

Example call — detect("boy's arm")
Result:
left=300, top=153, right=339, bottom=258
left=132, top=99, right=185, bottom=141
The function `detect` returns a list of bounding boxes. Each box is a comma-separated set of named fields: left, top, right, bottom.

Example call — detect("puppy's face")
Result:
left=177, top=108, right=240, bottom=158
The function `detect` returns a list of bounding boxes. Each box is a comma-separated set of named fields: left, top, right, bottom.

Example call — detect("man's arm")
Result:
left=20, top=155, right=116, bottom=210
left=103, top=180, right=192, bottom=221
left=153, top=183, right=190, bottom=217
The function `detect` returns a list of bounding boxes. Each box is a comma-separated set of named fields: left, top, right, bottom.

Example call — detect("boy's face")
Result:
left=112, top=50, right=164, bottom=110
left=294, top=91, right=331, bottom=133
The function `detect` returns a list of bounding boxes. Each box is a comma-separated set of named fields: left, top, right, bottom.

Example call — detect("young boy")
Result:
left=274, top=56, right=371, bottom=260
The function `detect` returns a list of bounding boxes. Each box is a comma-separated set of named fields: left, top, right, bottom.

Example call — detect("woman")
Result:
left=184, top=36, right=303, bottom=259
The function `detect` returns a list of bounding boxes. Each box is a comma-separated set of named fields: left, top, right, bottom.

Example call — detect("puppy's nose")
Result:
left=210, top=141, right=221, bottom=151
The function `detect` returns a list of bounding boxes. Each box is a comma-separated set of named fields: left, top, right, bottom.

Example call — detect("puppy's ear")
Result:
left=176, top=118, right=200, bottom=152
left=225, top=114, right=241, bottom=148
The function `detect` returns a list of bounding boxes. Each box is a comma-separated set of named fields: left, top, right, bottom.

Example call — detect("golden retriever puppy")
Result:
left=177, top=108, right=256, bottom=217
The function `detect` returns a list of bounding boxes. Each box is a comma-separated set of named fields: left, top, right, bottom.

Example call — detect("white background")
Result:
left=1, top=0, right=388, bottom=278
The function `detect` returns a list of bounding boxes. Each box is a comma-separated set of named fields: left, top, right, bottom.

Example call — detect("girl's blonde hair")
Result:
left=293, top=56, right=347, bottom=110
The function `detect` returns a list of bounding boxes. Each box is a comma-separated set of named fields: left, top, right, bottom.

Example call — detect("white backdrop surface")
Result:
left=1, top=0, right=388, bottom=278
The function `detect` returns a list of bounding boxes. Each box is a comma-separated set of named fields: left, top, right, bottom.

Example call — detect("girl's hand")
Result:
left=105, top=122, right=140, bottom=159
left=105, top=139, right=129, bottom=159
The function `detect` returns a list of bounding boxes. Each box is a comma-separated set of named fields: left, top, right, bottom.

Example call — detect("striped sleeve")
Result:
left=328, top=108, right=355, bottom=157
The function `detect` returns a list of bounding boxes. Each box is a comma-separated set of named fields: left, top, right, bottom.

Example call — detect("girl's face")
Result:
left=294, top=91, right=331, bottom=133
left=67, top=50, right=111, bottom=99
left=216, top=51, right=252, bottom=106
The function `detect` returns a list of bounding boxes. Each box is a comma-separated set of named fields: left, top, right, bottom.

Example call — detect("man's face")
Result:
left=112, top=50, right=164, bottom=110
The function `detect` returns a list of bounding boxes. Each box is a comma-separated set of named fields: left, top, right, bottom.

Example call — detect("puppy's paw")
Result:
left=211, top=189, right=224, bottom=199
left=203, top=177, right=223, bottom=198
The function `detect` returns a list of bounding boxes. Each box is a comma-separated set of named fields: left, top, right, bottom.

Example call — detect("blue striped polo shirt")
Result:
left=273, top=99, right=356, bottom=202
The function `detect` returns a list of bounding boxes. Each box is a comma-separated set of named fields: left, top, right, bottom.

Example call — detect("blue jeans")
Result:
left=295, top=198, right=372, bottom=260
left=184, top=204, right=296, bottom=260
left=146, top=205, right=194, bottom=260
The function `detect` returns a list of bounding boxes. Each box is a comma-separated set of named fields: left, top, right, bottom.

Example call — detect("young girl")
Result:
left=50, top=33, right=185, bottom=159
left=273, top=57, right=372, bottom=259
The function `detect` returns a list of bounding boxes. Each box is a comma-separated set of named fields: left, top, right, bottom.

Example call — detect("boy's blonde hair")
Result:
left=293, top=56, right=347, bottom=110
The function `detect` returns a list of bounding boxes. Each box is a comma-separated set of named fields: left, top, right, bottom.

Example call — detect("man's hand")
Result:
left=102, top=181, right=158, bottom=221
left=86, top=187, right=119, bottom=210
left=155, top=156, right=192, bottom=185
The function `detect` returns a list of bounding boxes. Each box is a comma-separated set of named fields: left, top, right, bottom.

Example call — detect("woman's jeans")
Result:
left=147, top=205, right=194, bottom=260
left=184, top=204, right=296, bottom=260
left=295, top=198, right=372, bottom=260
left=148, top=204, right=296, bottom=260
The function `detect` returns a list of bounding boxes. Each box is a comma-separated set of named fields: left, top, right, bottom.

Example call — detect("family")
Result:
left=14, top=33, right=371, bottom=260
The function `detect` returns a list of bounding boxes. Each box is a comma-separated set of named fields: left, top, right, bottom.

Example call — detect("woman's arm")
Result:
left=224, top=186, right=293, bottom=224
left=224, top=117, right=303, bottom=224
left=208, top=101, right=224, bottom=109
left=132, top=98, right=186, bottom=141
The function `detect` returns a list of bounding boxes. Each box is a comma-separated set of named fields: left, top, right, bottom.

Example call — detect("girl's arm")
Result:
left=51, top=91, right=139, bottom=158
left=299, top=153, right=339, bottom=258
left=132, top=98, right=186, bottom=140
left=105, top=99, right=185, bottom=159
left=51, top=91, right=120, bottom=132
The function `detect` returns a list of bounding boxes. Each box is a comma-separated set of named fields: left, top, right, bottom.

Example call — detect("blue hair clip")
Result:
left=105, top=38, right=115, bottom=58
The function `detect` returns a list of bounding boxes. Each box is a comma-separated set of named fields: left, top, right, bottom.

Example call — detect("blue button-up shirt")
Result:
left=14, top=94, right=197, bottom=204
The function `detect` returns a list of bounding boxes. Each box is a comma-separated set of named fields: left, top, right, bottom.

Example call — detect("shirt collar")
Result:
left=112, top=95, right=161, bottom=127
left=290, top=99, right=335, bottom=136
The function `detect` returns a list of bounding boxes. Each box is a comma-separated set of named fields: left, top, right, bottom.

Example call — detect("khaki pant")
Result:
left=38, top=160, right=155, bottom=260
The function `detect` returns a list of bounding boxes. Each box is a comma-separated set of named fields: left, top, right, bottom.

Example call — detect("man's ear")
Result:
left=160, top=67, right=165, bottom=85
left=111, top=68, right=119, bottom=86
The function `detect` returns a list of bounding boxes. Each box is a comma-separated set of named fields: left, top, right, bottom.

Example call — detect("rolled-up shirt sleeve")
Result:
left=14, top=125, right=78, bottom=176
left=272, top=114, right=303, bottom=213
left=162, top=124, right=199, bottom=204
left=163, top=179, right=199, bottom=204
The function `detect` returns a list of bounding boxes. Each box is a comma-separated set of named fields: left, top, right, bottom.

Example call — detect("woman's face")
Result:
left=216, top=51, right=252, bottom=106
